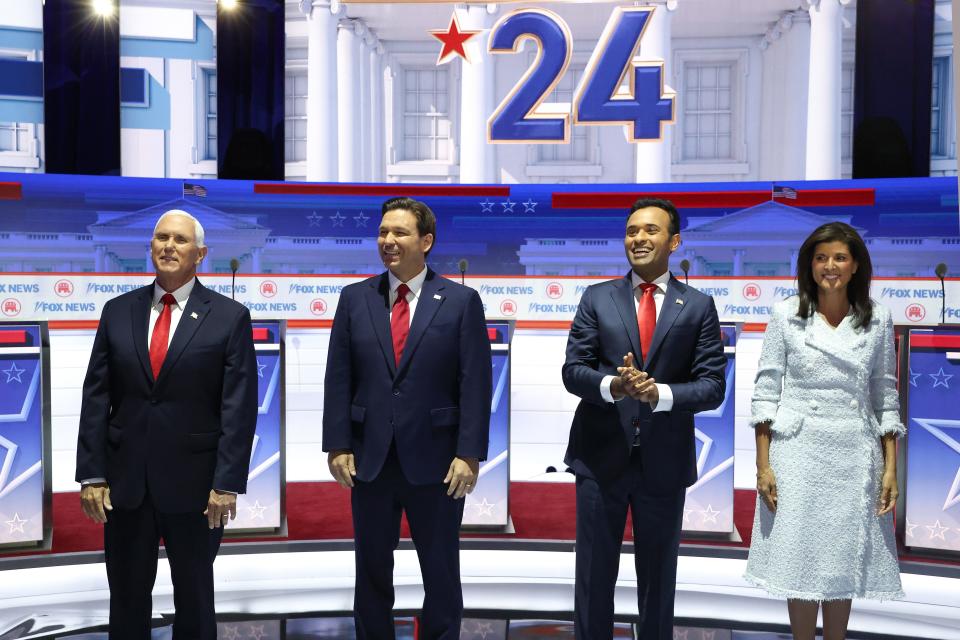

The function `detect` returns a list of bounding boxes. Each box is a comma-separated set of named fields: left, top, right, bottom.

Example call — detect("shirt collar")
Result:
left=153, top=277, right=195, bottom=309
left=388, top=267, right=427, bottom=298
left=631, top=270, right=671, bottom=294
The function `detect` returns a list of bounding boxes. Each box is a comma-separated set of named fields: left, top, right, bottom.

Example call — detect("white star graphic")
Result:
left=912, top=417, right=960, bottom=510
left=700, top=504, right=720, bottom=524
left=522, top=198, right=538, bottom=213
left=479, top=199, right=495, bottom=213
left=247, top=500, right=268, bottom=520
left=927, top=519, right=949, bottom=540
left=683, top=508, right=693, bottom=523
left=247, top=624, right=266, bottom=640
left=354, top=211, right=370, bottom=227
left=471, top=498, right=495, bottom=517
left=221, top=625, right=242, bottom=640
left=673, top=630, right=689, bottom=640
left=306, top=211, right=324, bottom=227
left=2, top=362, right=25, bottom=384
left=256, top=361, right=266, bottom=378
left=500, top=199, right=516, bottom=213
left=909, top=368, right=922, bottom=387
left=702, top=631, right=716, bottom=640
left=5, top=513, right=27, bottom=534
left=929, top=367, right=954, bottom=389
left=330, top=211, right=346, bottom=227
left=905, top=518, right=918, bottom=538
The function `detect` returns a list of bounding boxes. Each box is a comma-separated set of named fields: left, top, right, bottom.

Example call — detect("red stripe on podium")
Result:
left=252, top=327, right=270, bottom=341
left=551, top=188, right=875, bottom=209
left=0, top=330, right=27, bottom=345
left=0, top=182, right=22, bottom=200
left=253, top=183, right=510, bottom=197
left=910, top=334, right=960, bottom=349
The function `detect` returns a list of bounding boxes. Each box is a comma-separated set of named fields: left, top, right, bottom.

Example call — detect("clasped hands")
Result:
left=328, top=450, right=479, bottom=499
left=611, top=352, right=659, bottom=407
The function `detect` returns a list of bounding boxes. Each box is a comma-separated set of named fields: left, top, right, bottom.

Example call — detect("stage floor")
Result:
left=1, top=543, right=958, bottom=640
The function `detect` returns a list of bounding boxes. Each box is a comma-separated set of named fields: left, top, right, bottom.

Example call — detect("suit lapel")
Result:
left=156, top=281, right=212, bottom=385
left=131, top=285, right=155, bottom=383
left=610, top=274, right=642, bottom=361
left=396, top=269, right=444, bottom=377
left=364, top=273, right=397, bottom=377
left=644, top=276, right=687, bottom=369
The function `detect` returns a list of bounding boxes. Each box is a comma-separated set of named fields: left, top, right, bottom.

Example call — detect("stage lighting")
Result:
left=220, top=0, right=239, bottom=10
left=91, top=0, right=114, bottom=18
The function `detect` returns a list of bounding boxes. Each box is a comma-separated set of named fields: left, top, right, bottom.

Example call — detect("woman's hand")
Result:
left=757, top=466, right=778, bottom=513
left=877, top=469, right=898, bottom=516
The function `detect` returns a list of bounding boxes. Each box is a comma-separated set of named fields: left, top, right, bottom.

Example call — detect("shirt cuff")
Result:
left=652, top=383, right=673, bottom=412
left=214, top=489, right=238, bottom=495
left=600, top=375, right=619, bottom=403
left=81, top=478, right=106, bottom=485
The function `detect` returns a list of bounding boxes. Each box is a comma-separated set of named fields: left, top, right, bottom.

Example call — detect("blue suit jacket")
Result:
left=562, top=274, right=725, bottom=491
left=322, top=269, right=492, bottom=485
left=75, top=280, right=259, bottom=513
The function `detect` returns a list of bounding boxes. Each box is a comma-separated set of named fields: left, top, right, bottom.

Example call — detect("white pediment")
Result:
left=90, top=199, right=266, bottom=232
left=682, top=201, right=854, bottom=236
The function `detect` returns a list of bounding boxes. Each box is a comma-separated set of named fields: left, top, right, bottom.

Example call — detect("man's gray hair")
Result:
left=154, top=210, right=206, bottom=248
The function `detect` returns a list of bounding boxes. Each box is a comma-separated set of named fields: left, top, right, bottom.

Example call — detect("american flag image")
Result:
left=183, top=182, right=208, bottom=197
left=772, top=185, right=797, bottom=200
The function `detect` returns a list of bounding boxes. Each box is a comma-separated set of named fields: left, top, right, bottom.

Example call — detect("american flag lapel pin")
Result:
left=675, top=298, right=684, bottom=305
left=433, top=294, right=442, bottom=300
left=190, top=311, right=199, bottom=319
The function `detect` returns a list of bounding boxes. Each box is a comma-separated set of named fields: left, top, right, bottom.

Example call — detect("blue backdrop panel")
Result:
left=0, top=323, right=48, bottom=548
left=904, top=327, right=960, bottom=554
left=227, top=320, right=284, bottom=533
left=683, top=324, right=736, bottom=534
left=463, top=321, right=512, bottom=528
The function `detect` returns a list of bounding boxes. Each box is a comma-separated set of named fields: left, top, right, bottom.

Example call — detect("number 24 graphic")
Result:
left=487, top=6, right=675, bottom=144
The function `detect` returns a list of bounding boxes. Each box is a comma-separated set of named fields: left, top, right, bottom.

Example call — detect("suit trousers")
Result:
left=351, top=446, right=466, bottom=640
left=104, top=491, right=223, bottom=640
left=574, top=450, right=686, bottom=640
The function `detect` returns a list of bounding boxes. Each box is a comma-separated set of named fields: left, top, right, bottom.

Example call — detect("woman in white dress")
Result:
left=744, top=222, right=904, bottom=640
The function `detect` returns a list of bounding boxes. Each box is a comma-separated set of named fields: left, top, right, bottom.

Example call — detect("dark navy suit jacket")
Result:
left=75, top=280, right=259, bottom=513
left=562, top=274, right=726, bottom=491
left=322, top=269, right=492, bottom=485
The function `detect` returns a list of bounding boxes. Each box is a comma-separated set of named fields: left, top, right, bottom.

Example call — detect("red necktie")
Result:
left=637, top=283, right=657, bottom=361
left=391, top=283, right=411, bottom=366
left=149, top=293, right=177, bottom=379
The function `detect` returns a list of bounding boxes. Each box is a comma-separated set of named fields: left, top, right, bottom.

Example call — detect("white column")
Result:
left=305, top=1, right=342, bottom=182
left=145, top=246, right=152, bottom=272
left=732, top=249, right=745, bottom=276
left=359, top=30, right=375, bottom=181
left=634, top=0, right=677, bottom=184
left=458, top=4, right=498, bottom=183
left=370, top=42, right=385, bottom=182
left=94, top=245, right=106, bottom=273
left=684, top=249, right=699, bottom=276
left=251, top=247, right=262, bottom=273
left=337, top=19, right=365, bottom=182
left=804, top=0, right=846, bottom=179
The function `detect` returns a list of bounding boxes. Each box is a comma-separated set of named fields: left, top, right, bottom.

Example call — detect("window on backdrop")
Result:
left=537, top=66, right=591, bottom=164
left=841, top=63, right=854, bottom=161
left=285, top=69, right=307, bottom=163
left=931, top=55, right=951, bottom=158
left=682, top=62, right=735, bottom=162
left=402, top=67, right=451, bottom=162
left=204, top=68, right=217, bottom=161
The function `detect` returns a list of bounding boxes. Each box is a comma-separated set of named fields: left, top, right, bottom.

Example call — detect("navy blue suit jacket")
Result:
left=322, top=269, right=492, bottom=485
left=75, top=280, right=259, bottom=513
left=562, top=274, right=725, bottom=491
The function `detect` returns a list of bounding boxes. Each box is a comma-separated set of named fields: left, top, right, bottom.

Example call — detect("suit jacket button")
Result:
left=393, top=389, right=400, bottom=397
left=150, top=398, right=158, bottom=405
left=631, top=418, right=640, bottom=426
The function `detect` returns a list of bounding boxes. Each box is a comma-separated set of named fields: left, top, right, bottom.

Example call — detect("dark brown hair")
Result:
left=796, top=222, right=873, bottom=328
left=381, top=197, right=437, bottom=255
left=630, top=197, right=681, bottom=236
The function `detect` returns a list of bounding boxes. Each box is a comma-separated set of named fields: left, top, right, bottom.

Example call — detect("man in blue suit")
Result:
left=562, top=198, right=726, bottom=639
left=76, top=210, right=258, bottom=639
left=323, top=197, right=492, bottom=639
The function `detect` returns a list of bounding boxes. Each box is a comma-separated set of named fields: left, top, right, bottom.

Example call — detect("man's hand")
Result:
left=80, top=483, right=112, bottom=524
left=444, top=456, right=479, bottom=499
left=613, top=352, right=648, bottom=400
left=328, top=450, right=356, bottom=488
left=204, top=490, right=237, bottom=529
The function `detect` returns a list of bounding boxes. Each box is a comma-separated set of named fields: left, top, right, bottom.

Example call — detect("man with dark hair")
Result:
left=562, top=198, right=726, bottom=639
left=323, top=197, right=492, bottom=639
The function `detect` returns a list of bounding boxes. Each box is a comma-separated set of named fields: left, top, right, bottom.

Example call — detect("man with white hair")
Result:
left=76, top=209, right=258, bottom=639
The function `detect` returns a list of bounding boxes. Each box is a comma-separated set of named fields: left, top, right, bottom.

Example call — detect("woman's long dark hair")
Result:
left=796, top=222, right=873, bottom=328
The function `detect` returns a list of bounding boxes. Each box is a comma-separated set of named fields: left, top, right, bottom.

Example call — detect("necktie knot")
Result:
left=638, top=283, right=657, bottom=296
left=395, top=283, right=410, bottom=301
left=160, top=293, right=176, bottom=307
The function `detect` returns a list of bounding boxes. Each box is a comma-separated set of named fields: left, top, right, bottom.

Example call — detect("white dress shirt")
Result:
left=148, top=278, right=195, bottom=349
left=388, top=266, right=427, bottom=324
left=599, top=270, right=674, bottom=412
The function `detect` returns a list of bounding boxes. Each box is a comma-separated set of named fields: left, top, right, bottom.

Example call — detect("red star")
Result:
left=429, top=12, right=481, bottom=65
